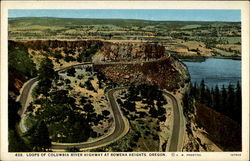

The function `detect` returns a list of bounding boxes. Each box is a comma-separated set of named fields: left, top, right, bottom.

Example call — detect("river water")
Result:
left=183, top=58, right=241, bottom=88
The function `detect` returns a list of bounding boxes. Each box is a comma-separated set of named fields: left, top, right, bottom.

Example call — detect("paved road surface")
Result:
left=163, top=92, right=184, bottom=152
left=18, top=77, right=38, bottom=115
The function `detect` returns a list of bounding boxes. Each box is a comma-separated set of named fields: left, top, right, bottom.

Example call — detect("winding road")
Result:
left=17, top=62, right=185, bottom=152
left=163, top=91, right=185, bottom=152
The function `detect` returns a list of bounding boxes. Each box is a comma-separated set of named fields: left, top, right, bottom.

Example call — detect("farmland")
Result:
left=9, top=17, right=241, bottom=59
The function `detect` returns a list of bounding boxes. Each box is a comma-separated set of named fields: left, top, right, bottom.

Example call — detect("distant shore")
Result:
left=178, top=55, right=241, bottom=62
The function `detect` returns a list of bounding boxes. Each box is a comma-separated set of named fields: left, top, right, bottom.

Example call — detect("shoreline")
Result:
left=178, top=55, right=241, bottom=62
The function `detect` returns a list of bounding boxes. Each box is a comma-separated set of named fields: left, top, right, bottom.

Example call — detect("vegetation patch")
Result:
left=23, top=56, right=116, bottom=147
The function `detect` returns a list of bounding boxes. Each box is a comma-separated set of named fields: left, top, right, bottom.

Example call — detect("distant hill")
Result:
left=9, top=17, right=237, bottom=28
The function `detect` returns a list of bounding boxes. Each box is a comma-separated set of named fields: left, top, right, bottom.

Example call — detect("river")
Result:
left=183, top=58, right=241, bottom=88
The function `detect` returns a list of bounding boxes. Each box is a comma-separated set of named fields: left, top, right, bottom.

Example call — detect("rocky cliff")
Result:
left=94, top=56, right=190, bottom=91
left=93, top=42, right=165, bottom=62
left=9, top=40, right=189, bottom=92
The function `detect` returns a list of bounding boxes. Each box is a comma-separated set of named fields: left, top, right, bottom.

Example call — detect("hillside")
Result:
left=195, top=102, right=241, bottom=151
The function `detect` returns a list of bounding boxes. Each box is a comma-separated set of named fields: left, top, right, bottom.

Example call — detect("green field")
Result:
left=8, top=17, right=241, bottom=58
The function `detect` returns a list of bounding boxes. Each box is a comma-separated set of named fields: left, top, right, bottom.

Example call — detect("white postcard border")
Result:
left=1, top=1, right=249, bottom=161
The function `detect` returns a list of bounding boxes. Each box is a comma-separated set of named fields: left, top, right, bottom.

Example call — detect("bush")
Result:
left=85, top=80, right=95, bottom=91
left=123, top=101, right=136, bottom=112
left=65, top=79, right=71, bottom=84
left=64, top=55, right=75, bottom=62
left=77, top=74, right=84, bottom=80
left=66, top=68, right=76, bottom=77
left=102, top=110, right=110, bottom=117
left=80, top=96, right=87, bottom=104
left=158, top=115, right=166, bottom=122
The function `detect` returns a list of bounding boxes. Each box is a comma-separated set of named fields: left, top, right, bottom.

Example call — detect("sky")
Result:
left=8, top=9, right=241, bottom=22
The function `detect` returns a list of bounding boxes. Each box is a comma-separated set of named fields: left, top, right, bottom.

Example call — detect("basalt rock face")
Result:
left=94, top=56, right=190, bottom=91
left=91, top=41, right=189, bottom=91
left=93, top=42, right=165, bottom=62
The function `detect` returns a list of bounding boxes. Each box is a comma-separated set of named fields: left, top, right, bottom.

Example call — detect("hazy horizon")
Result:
left=8, top=9, right=241, bottom=22
left=8, top=17, right=241, bottom=23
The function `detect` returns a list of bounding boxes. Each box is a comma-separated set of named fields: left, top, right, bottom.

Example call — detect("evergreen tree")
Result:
left=220, top=85, right=227, bottom=113
left=30, top=121, right=51, bottom=151
left=226, top=84, right=235, bottom=118
left=190, top=82, right=197, bottom=98
left=234, top=81, right=242, bottom=124
left=199, top=79, right=205, bottom=103
left=191, top=80, right=241, bottom=124
left=210, top=87, right=215, bottom=108
left=38, top=57, right=58, bottom=81
left=9, top=130, right=31, bottom=152
left=8, top=96, right=21, bottom=129
left=205, top=88, right=212, bottom=107
left=36, top=57, right=58, bottom=97
left=213, top=85, right=221, bottom=112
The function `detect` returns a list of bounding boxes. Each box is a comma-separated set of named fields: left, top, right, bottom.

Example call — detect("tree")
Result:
left=80, top=96, right=87, bottom=104
left=226, top=84, right=235, bottom=117
left=85, top=80, right=95, bottom=91
left=38, top=57, right=57, bottom=81
left=102, top=110, right=110, bottom=117
left=214, top=85, right=221, bottom=111
left=9, top=130, right=31, bottom=152
left=64, top=55, right=75, bottom=62
left=234, top=81, right=242, bottom=124
left=123, top=100, right=136, bottom=112
left=66, top=68, right=76, bottom=77
left=190, top=83, right=197, bottom=98
left=36, top=78, right=52, bottom=97
left=36, top=57, right=58, bottom=97
left=8, top=43, right=37, bottom=79
left=199, top=79, right=205, bottom=103
left=8, top=43, right=37, bottom=94
left=220, top=85, right=227, bottom=113
left=83, top=103, right=95, bottom=113
left=149, top=107, right=158, bottom=118
left=50, top=89, right=68, bottom=104
left=204, top=88, right=212, bottom=107
left=158, top=115, right=166, bottom=122
left=30, top=121, right=51, bottom=151
left=8, top=96, right=21, bottom=129
left=65, top=78, right=71, bottom=84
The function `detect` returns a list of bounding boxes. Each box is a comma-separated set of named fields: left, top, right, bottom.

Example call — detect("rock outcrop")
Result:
left=93, top=42, right=165, bottom=62
left=9, top=40, right=190, bottom=92
left=94, top=56, right=190, bottom=91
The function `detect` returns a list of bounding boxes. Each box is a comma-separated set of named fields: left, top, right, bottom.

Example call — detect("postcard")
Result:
left=1, top=1, right=249, bottom=161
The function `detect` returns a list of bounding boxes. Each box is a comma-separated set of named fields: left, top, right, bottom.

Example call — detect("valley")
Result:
left=8, top=17, right=242, bottom=153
